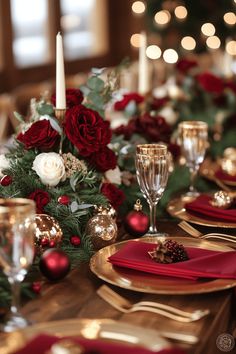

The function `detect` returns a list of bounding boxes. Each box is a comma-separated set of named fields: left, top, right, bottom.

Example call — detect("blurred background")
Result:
left=0, top=0, right=235, bottom=138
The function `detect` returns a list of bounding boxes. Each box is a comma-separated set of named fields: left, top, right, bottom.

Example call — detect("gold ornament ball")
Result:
left=34, top=214, right=63, bottom=250
left=86, top=214, right=118, bottom=250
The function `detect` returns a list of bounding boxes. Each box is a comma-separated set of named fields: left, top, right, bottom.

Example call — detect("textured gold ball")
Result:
left=34, top=214, right=63, bottom=251
left=86, top=214, right=118, bottom=250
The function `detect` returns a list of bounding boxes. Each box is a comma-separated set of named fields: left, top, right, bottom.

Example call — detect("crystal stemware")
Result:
left=178, top=121, right=208, bottom=198
left=135, top=144, right=170, bottom=236
left=0, top=198, right=36, bottom=332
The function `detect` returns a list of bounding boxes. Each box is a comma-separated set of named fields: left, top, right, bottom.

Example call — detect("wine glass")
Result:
left=0, top=198, right=36, bottom=332
left=135, top=144, right=170, bottom=236
left=178, top=121, right=208, bottom=198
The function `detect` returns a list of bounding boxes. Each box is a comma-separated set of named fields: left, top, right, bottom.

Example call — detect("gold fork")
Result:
left=97, top=285, right=210, bottom=323
left=178, top=221, right=236, bottom=244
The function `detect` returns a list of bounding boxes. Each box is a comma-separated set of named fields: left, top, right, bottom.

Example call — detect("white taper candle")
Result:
left=56, top=32, right=66, bottom=109
left=138, top=32, right=149, bottom=95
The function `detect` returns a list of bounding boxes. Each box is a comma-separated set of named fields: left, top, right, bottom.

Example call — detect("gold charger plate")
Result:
left=0, top=318, right=169, bottom=354
left=90, top=236, right=236, bottom=295
left=200, top=158, right=236, bottom=187
left=167, top=196, right=236, bottom=228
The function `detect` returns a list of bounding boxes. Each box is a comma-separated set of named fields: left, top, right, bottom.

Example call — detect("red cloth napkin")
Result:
left=108, top=241, right=236, bottom=280
left=13, top=334, right=185, bottom=354
left=215, top=169, right=236, bottom=183
left=185, top=194, right=236, bottom=222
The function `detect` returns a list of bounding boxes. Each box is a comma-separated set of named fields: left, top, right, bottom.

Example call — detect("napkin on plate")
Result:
left=185, top=194, right=236, bottom=222
left=215, top=169, right=236, bottom=183
left=108, top=241, right=236, bottom=280
left=13, top=334, right=186, bottom=354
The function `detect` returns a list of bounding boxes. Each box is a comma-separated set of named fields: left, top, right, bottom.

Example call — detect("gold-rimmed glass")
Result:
left=0, top=198, right=36, bottom=332
left=178, top=121, right=208, bottom=198
left=135, top=144, right=170, bottom=236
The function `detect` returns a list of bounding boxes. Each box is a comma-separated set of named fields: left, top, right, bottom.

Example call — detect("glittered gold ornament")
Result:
left=86, top=206, right=118, bottom=250
left=34, top=214, right=63, bottom=252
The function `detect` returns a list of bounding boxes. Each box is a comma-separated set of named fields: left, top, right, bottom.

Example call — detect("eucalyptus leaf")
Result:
left=76, top=204, right=94, bottom=209
left=91, top=67, right=106, bottom=75
left=87, top=76, right=104, bottom=92
left=88, top=92, right=104, bottom=109
left=70, top=201, right=79, bottom=213
left=48, top=117, right=62, bottom=134
left=80, top=85, right=90, bottom=96
left=37, top=103, right=54, bottom=116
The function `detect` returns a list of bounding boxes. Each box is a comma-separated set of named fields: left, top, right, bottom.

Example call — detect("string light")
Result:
left=206, top=36, right=221, bottom=49
left=181, top=36, right=196, bottom=50
left=130, top=33, right=141, bottom=48
left=226, top=40, right=236, bottom=55
left=201, top=23, right=215, bottom=36
left=163, top=49, right=178, bottom=64
left=146, top=45, right=162, bottom=59
left=174, top=6, right=188, bottom=20
left=132, top=1, right=146, bottom=14
left=154, top=10, right=171, bottom=25
left=223, top=12, right=236, bottom=25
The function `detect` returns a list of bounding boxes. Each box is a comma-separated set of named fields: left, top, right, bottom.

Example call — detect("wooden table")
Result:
left=2, top=222, right=236, bottom=354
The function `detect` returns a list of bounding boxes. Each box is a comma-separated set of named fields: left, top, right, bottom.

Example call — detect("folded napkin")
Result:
left=13, top=334, right=185, bottom=354
left=185, top=194, right=236, bottom=222
left=108, top=241, right=236, bottom=280
left=215, top=169, right=236, bottom=183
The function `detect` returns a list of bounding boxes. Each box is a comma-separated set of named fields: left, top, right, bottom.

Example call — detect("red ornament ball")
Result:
left=70, top=235, right=81, bottom=247
left=40, top=237, right=49, bottom=247
left=49, top=240, right=56, bottom=248
left=39, top=248, right=70, bottom=281
left=0, top=175, right=12, bottom=186
left=58, top=195, right=70, bottom=205
left=124, top=210, right=149, bottom=237
left=32, top=281, right=42, bottom=294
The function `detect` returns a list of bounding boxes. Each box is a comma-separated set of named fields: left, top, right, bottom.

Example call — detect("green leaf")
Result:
left=87, top=92, right=104, bottom=109
left=37, top=103, right=54, bottom=116
left=48, top=117, right=62, bottom=134
left=87, top=76, right=104, bottom=92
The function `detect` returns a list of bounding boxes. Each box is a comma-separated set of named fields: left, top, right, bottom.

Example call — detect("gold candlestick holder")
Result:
left=54, top=108, right=66, bottom=155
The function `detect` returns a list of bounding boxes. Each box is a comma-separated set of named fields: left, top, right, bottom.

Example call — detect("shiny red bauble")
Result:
left=32, top=281, right=42, bottom=294
left=58, top=195, right=70, bottom=205
left=0, top=175, right=12, bottom=186
left=70, top=235, right=81, bottom=247
left=124, top=210, right=149, bottom=237
left=39, top=248, right=70, bottom=281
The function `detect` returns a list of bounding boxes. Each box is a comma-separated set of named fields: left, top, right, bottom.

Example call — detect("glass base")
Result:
left=1, top=313, right=30, bottom=332
left=142, top=231, right=169, bottom=238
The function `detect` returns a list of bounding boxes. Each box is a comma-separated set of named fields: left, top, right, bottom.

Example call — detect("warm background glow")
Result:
left=174, top=6, right=188, bottom=20
left=163, top=49, right=178, bottom=63
left=154, top=10, right=171, bottom=25
left=132, top=1, right=146, bottom=14
left=130, top=33, right=141, bottom=48
left=201, top=23, right=216, bottom=36
left=181, top=36, right=196, bottom=50
left=146, top=45, right=162, bottom=59
left=206, top=36, right=221, bottom=49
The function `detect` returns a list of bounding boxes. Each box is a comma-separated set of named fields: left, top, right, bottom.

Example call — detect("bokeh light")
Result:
left=226, top=40, right=236, bottom=55
left=146, top=45, right=162, bottom=59
left=163, top=49, right=178, bottom=63
left=223, top=12, right=236, bottom=25
left=130, top=33, right=141, bottom=48
left=206, top=36, right=221, bottom=49
left=174, top=6, right=188, bottom=19
left=181, top=36, right=196, bottom=50
left=131, top=1, right=146, bottom=14
left=154, top=10, right=171, bottom=25
left=201, top=23, right=215, bottom=36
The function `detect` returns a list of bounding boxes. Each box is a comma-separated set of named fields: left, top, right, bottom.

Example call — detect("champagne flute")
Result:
left=0, top=198, right=36, bottom=332
left=135, top=144, right=170, bottom=236
left=178, top=121, right=208, bottom=198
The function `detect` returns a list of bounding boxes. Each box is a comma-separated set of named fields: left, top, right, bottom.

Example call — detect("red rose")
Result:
left=113, top=120, right=136, bottom=140
left=114, top=93, right=144, bottom=111
left=150, top=97, right=169, bottom=111
left=28, top=189, right=50, bottom=214
left=135, top=113, right=171, bottom=143
left=65, top=105, right=112, bottom=156
left=225, top=81, right=236, bottom=95
left=176, top=59, right=198, bottom=74
left=89, top=147, right=117, bottom=172
left=51, top=88, right=84, bottom=108
left=197, top=72, right=224, bottom=94
left=17, top=120, right=60, bottom=151
left=101, top=183, right=125, bottom=209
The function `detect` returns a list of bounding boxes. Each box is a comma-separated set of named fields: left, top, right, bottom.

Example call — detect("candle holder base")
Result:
left=55, top=108, right=66, bottom=125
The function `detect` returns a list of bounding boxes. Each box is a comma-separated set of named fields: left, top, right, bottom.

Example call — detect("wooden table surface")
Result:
left=2, top=222, right=236, bottom=354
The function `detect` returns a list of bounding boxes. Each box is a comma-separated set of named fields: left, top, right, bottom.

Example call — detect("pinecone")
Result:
left=148, top=239, right=189, bottom=264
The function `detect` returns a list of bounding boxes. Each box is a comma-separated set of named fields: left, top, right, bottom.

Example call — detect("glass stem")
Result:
left=189, top=166, right=198, bottom=193
left=148, top=201, right=158, bottom=234
left=9, top=278, right=21, bottom=316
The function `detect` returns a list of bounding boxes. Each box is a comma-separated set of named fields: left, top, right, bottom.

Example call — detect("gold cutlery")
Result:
left=178, top=221, right=236, bottom=245
left=97, top=284, right=209, bottom=323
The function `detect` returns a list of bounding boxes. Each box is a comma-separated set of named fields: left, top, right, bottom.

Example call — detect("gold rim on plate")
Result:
left=90, top=236, right=236, bottom=295
left=0, top=318, right=169, bottom=354
left=167, top=196, right=236, bottom=228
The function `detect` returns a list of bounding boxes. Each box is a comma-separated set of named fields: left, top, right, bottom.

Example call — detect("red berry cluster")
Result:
left=163, top=239, right=189, bottom=263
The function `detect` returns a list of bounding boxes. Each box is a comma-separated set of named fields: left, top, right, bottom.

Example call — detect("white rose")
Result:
left=0, top=154, right=10, bottom=177
left=159, top=106, right=178, bottom=126
left=105, top=166, right=122, bottom=185
left=32, top=152, right=66, bottom=187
